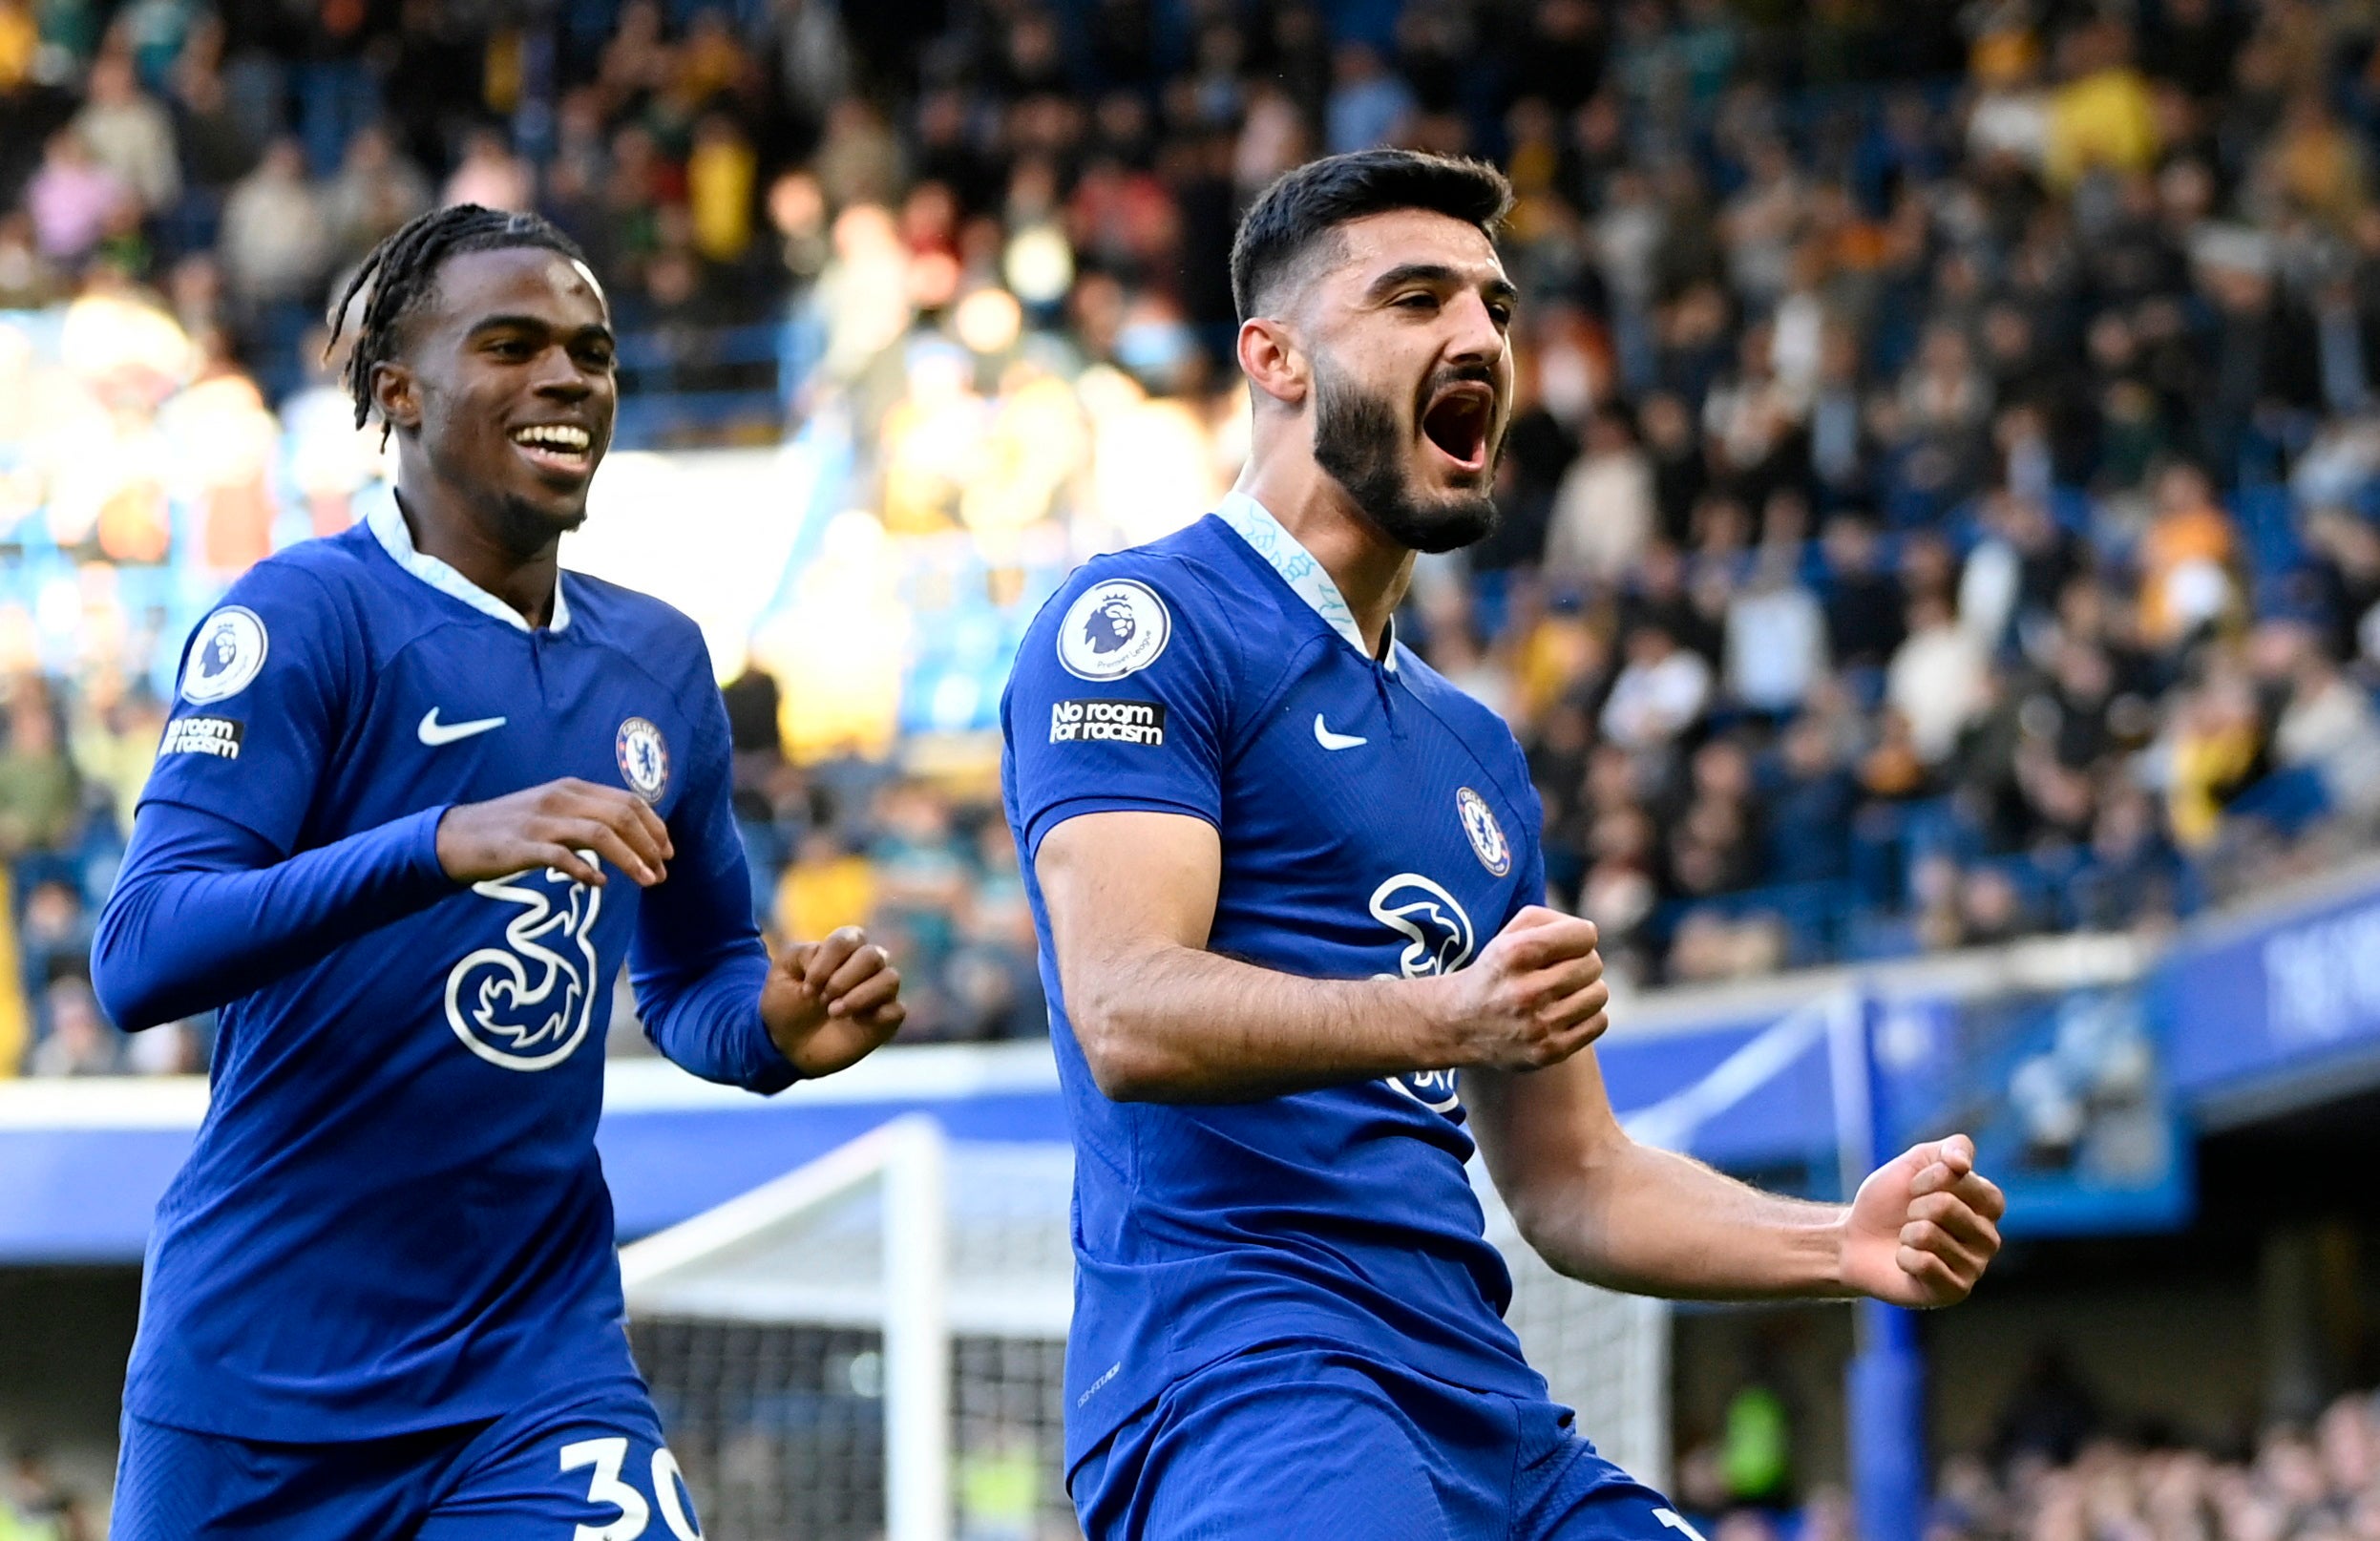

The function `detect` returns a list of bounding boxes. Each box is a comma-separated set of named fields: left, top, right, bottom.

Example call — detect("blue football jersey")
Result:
left=116, top=490, right=790, bottom=1441
left=1000, top=494, right=1552, bottom=1467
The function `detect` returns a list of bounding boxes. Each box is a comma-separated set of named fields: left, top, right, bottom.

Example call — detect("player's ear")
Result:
left=1236, top=316, right=1307, bottom=409
left=372, top=360, right=421, bottom=434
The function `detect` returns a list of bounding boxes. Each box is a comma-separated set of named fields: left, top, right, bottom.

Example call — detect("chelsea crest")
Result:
left=1456, top=787, right=1510, bottom=877
left=617, top=717, right=670, bottom=803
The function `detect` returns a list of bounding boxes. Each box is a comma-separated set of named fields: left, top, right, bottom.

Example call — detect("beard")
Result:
left=1311, top=354, right=1502, bottom=555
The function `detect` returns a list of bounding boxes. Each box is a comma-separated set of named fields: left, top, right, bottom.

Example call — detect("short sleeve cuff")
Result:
left=1023, top=794, right=1223, bottom=861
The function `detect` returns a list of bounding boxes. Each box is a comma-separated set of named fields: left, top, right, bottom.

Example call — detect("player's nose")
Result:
left=1443, top=291, right=1506, bottom=368
left=529, top=348, right=600, bottom=400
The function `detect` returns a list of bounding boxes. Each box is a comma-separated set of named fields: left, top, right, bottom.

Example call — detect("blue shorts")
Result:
left=1071, top=1344, right=1695, bottom=1541
left=112, top=1386, right=702, bottom=1540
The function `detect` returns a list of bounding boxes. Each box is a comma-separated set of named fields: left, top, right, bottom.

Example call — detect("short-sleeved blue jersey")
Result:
left=115, top=490, right=790, bottom=1442
left=1000, top=495, right=1552, bottom=1467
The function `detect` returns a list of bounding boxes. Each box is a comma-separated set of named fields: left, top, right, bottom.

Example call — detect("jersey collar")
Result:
left=1213, top=492, right=1397, bottom=671
left=362, top=484, right=573, bottom=633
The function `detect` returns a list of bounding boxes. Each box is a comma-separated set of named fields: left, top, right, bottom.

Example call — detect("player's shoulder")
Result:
left=1053, top=519, right=1261, bottom=617
left=164, top=526, right=402, bottom=703
left=557, top=568, right=706, bottom=650
left=231, top=522, right=377, bottom=595
left=1393, top=644, right=1535, bottom=785
left=1025, top=517, right=1290, bottom=663
left=202, top=524, right=385, bottom=636
left=557, top=569, right=712, bottom=679
left=1391, top=643, right=1502, bottom=731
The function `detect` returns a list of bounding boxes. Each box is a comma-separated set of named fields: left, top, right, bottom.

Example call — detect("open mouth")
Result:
left=509, top=422, right=596, bottom=477
left=1421, top=383, right=1494, bottom=474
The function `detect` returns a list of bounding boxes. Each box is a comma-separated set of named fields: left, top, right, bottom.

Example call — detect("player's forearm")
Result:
left=632, top=944, right=797, bottom=1093
left=625, top=748, right=803, bottom=1093
left=1517, top=1138, right=1850, bottom=1301
left=93, top=802, right=455, bottom=1030
left=1065, top=940, right=1456, bottom=1102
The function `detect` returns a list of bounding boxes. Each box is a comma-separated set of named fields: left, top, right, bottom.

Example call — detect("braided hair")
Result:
left=326, top=204, right=592, bottom=437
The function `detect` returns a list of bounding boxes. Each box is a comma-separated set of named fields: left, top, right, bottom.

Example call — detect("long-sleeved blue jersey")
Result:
left=96, top=490, right=791, bottom=1442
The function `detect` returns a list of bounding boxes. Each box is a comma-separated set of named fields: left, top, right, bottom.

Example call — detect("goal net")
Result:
left=620, top=1115, right=1668, bottom=1541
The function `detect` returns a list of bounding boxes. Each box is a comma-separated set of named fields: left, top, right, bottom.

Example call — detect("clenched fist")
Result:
left=1838, top=1134, right=2008, bottom=1307
left=1428, top=905, right=1611, bottom=1071
left=763, top=924, right=907, bottom=1078
left=436, top=778, right=673, bottom=889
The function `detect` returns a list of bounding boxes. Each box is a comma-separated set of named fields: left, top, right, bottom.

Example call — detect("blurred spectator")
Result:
left=1603, top=623, right=1712, bottom=750
left=1545, top=406, right=1655, bottom=586
left=814, top=98, right=903, bottom=213
left=1726, top=535, right=1828, bottom=716
left=19, top=877, right=92, bottom=1003
left=1888, top=595, right=1990, bottom=765
left=67, top=672, right=161, bottom=844
left=945, top=820, right=1044, bottom=1042
left=440, top=127, right=533, bottom=214
left=1767, top=716, right=1856, bottom=884
left=2265, top=619, right=2380, bottom=820
left=71, top=51, right=178, bottom=218
left=27, top=977, right=113, bottom=1075
left=322, top=124, right=432, bottom=269
left=2160, top=658, right=2268, bottom=851
left=2044, top=20, right=2159, bottom=192
left=0, top=680, right=78, bottom=864
left=869, top=782, right=971, bottom=968
left=1325, top=43, right=1415, bottom=156
left=0, top=2, right=32, bottom=95
left=767, top=0, right=851, bottom=142
left=25, top=129, right=125, bottom=262
left=218, top=137, right=328, bottom=309
left=1820, top=517, right=1906, bottom=670
left=777, top=829, right=873, bottom=947
left=688, top=114, right=757, bottom=265
left=1719, top=1377, right=1794, bottom=1508
left=167, top=17, right=258, bottom=201
left=1, top=1446, right=90, bottom=1540
left=0, top=211, right=59, bottom=306
left=2138, top=463, right=2240, bottom=647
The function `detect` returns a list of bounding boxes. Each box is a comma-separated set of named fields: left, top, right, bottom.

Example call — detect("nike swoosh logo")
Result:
left=418, top=708, right=508, bottom=746
left=1313, top=713, right=1368, bottom=750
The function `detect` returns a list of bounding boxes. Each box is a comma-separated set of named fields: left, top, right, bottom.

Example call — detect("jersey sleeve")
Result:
left=139, top=562, right=362, bottom=855
left=93, top=798, right=452, bottom=1031
left=1512, top=792, right=1548, bottom=917
left=1001, top=556, right=1238, bottom=860
left=1505, top=731, right=1550, bottom=919
left=628, top=628, right=796, bottom=1093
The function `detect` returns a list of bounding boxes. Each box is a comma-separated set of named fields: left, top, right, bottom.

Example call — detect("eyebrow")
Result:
left=1364, top=264, right=1520, bottom=308
left=467, top=314, right=617, bottom=347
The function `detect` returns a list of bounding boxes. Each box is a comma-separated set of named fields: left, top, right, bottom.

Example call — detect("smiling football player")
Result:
left=97, top=204, right=908, bottom=1540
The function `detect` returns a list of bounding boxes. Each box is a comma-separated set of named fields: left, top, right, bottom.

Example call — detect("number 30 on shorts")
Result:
left=560, top=1437, right=701, bottom=1541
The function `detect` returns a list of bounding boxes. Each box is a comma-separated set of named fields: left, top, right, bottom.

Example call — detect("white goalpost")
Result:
left=620, top=1111, right=1672, bottom=1541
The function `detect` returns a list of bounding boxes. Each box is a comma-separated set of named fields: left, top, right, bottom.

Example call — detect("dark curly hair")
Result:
left=325, top=204, right=591, bottom=438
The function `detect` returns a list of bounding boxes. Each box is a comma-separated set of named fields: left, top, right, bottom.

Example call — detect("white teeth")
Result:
left=511, top=425, right=591, bottom=454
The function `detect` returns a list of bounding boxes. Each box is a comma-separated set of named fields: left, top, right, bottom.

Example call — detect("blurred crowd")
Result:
left=1916, top=1387, right=2380, bottom=1541
left=714, top=0, right=2380, bottom=995
left=13, top=0, right=2380, bottom=1075
left=0, top=1446, right=88, bottom=1541
left=1660, top=1373, right=2380, bottom=1541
